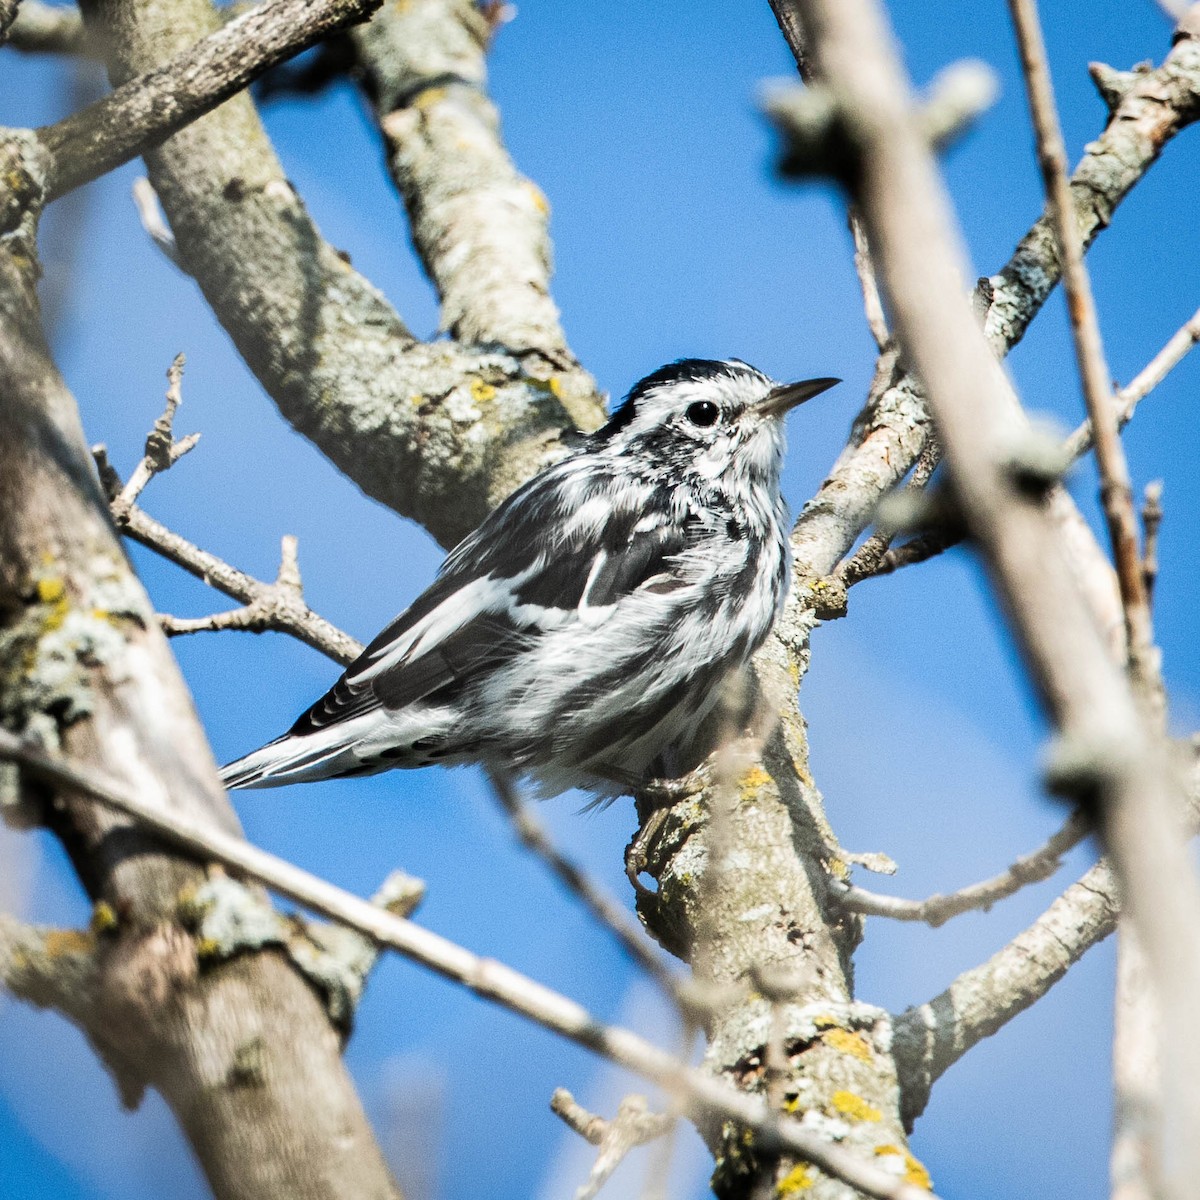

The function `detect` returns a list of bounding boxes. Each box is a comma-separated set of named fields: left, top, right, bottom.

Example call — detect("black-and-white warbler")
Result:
left=221, top=359, right=837, bottom=798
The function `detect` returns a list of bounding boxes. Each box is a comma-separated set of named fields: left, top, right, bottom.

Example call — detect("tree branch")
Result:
left=349, top=0, right=587, bottom=364
left=81, top=0, right=606, bottom=550
left=0, top=137, right=403, bottom=1198
left=832, top=810, right=1089, bottom=926
left=0, top=727, right=938, bottom=1200
left=891, top=857, right=1118, bottom=1125
left=550, top=1088, right=674, bottom=1200
left=785, top=4, right=1200, bottom=1195
left=35, top=0, right=384, bottom=201
left=786, top=14, right=1200, bottom=588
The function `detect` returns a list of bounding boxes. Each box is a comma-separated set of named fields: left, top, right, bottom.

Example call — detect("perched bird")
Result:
left=220, top=359, right=837, bottom=798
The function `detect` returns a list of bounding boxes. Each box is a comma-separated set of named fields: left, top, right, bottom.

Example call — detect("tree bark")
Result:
left=0, top=130, right=402, bottom=1200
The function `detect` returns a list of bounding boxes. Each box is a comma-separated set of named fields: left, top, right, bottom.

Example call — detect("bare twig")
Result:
left=131, top=177, right=182, bottom=267
left=1064, top=306, right=1200, bottom=461
left=127, top=505, right=361, bottom=666
left=1141, top=482, right=1164, bottom=604
left=1007, top=0, right=1159, bottom=698
left=108, top=353, right=198, bottom=522
left=35, top=0, right=385, bottom=201
left=851, top=212, right=889, bottom=350
left=486, top=770, right=685, bottom=1004
left=550, top=1089, right=673, bottom=1200
left=832, top=810, right=1089, bottom=926
left=0, top=728, right=938, bottom=1200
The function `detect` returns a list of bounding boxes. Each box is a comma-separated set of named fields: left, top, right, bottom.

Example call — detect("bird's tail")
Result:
left=220, top=716, right=386, bottom=790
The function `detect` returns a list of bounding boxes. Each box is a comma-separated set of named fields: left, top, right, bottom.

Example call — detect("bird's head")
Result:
left=591, top=359, right=839, bottom=492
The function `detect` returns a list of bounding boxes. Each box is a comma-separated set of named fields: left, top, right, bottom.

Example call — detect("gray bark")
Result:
left=0, top=130, right=403, bottom=1200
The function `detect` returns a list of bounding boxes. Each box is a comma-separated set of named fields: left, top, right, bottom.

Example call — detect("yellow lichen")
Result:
left=776, top=1164, right=814, bottom=1194
left=830, top=1090, right=881, bottom=1122
left=414, top=85, right=448, bottom=109
left=821, top=1028, right=874, bottom=1062
left=36, top=577, right=65, bottom=603
left=738, top=765, right=771, bottom=798
left=470, top=379, right=497, bottom=403
left=196, top=937, right=221, bottom=959
left=90, top=902, right=118, bottom=935
left=526, top=181, right=551, bottom=215
left=43, top=929, right=93, bottom=958
left=874, top=1146, right=933, bottom=1190
left=34, top=576, right=70, bottom=634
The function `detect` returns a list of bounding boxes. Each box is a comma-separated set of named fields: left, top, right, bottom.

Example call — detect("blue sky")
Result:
left=2, top=1, right=1199, bottom=1197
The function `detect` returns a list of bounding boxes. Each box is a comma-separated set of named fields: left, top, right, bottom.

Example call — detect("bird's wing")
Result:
left=287, top=464, right=690, bottom=738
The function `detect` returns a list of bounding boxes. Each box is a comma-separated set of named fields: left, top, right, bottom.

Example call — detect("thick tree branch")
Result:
left=80, top=0, right=606, bottom=549
left=350, top=0, right=586, bottom=364
left=0, top=133, right=404, bottom=1199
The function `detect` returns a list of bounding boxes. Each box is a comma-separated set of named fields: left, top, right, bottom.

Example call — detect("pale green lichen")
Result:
left=0, top=559, right=150, bottom=745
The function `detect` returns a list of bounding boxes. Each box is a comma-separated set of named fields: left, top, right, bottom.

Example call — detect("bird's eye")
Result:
left=685, top=401, right=720, bottom=428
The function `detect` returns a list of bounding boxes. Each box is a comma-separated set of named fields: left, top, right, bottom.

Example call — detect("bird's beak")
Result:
left=753, top=376, right=840, bottom=419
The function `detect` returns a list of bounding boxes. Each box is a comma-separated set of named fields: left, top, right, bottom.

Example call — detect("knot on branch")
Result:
left=178, top=868, right=425, bottom=1031
left=0, top=129, right=50, bottom=244
left=1087, top=61, right=1140, bottom=112
left=763, top=58, right=997, bottom=180
left=550, top=1088, right=673, bottom=1200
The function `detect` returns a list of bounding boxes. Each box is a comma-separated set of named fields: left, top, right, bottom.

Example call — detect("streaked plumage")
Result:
left=221, top=359, right=837, bottom=798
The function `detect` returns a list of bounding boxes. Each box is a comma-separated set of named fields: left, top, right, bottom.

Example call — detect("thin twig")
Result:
left=94, top=448, right=361, bottom=665
left=1064, top=306, right=1200, bottom=461
left=1141, top=482, right=1164, bottom=605
left=863, top=303, right=1200, bottom=584
left=550, top=1089, right=673, bottom=1200
left=832, top=810, right=1089, bottom=926
left=850, top=212, right=889, bottom=350
left=0, top=729, right=938, bottom=1200
left=486, top=770, right=685, bottom=1005
left=109, top=353, right=198, bottom=522
left=130, top=177, right=182, bottom=267
left=1007, top=0, right=1158, bottom=699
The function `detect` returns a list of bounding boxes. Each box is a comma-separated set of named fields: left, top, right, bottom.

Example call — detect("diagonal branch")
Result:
left=891, top=857, right=1118, bottom=1125
left=35, top=0, right=384, bottom=201
left=786, top=4, right=1200, bottom=1196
